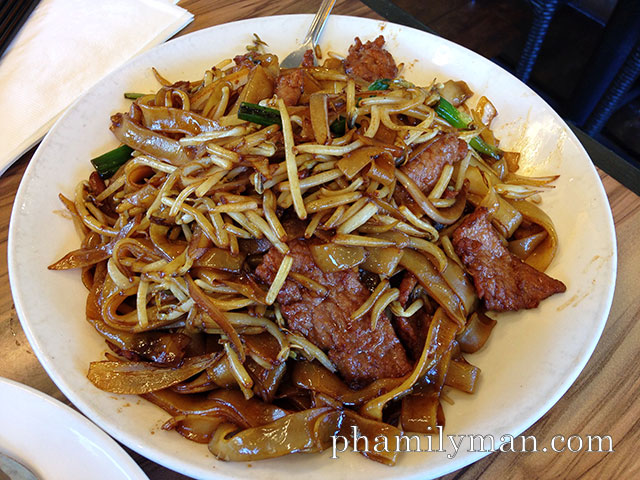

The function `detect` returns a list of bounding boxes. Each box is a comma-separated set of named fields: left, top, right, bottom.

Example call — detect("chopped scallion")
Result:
left=90, top=145, right=134, bottom=179
left=124, top=92, right=146, bottom=100
left=435, top=97, right=502, bottom=159
left=367, top=79, right=390, bottom=91
left=330, top=116, right=346, bottom=136
left=238, top=102, right=282, bottom=126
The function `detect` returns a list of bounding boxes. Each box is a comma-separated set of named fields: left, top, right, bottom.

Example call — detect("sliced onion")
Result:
left=438, top=80, right=473, bottom=107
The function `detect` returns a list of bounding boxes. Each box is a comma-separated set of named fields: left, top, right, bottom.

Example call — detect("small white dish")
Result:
left=8, top=14, right=616, bottom=480
left=0, top=377, right=148, bottom=480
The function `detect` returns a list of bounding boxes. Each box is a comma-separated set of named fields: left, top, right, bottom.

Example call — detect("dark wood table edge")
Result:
left=569, top=123, right=640, bottom=197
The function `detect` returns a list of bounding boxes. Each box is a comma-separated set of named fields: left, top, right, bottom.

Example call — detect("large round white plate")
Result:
left=9, top=14, right=616, bottom=480
left=0, top=377, right=148, bottom=480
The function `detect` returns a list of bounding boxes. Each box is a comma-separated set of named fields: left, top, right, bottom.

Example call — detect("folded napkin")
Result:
left=0, top=0, right=193, bottom=175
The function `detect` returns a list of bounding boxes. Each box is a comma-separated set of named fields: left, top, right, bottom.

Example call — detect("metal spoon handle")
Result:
left=303, top=0, right=337, bottom=46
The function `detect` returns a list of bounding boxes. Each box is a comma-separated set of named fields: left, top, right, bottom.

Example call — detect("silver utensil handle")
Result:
left=303, top=0, right=337, bottom=46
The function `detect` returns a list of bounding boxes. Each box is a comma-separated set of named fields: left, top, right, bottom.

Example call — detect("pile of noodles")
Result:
left=49, top=39, right=559, bottom=465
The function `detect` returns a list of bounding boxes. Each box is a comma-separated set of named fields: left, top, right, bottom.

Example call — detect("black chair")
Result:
left=517, top=0, right=640, bottom=136
left=516, top=0, right=561, bottom=82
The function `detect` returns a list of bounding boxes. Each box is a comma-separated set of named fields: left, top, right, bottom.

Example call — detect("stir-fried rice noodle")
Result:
left=49, top=35, right=566, bottom=464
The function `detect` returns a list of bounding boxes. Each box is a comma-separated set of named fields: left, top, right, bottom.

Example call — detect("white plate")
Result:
left=0, top=377, right=148, bottom=480
left=9, top=14, right=616, bottom=480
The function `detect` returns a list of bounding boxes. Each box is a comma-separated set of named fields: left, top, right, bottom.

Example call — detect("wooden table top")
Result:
left=1, top=1, right=638, bottom=478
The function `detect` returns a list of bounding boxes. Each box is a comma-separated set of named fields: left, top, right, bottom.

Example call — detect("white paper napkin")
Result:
left=0, top=0, right=193, bottom=175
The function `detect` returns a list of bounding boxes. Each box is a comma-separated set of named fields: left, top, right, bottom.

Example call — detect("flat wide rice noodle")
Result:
left=111, top=113, right=190, bottom=165
left=444, top=357, right=480, bottom=393
left=457, top=311, right=497, bottom=353
left=309, top=243, right=366, bottom=272
left=138, top=105, right=224, bottom=135
left=361, top=246, right=403, bottom=277
left=508, top=230, right=548, bottom=259
left=400, top=388, right=443, bottom=434
left=88, top=354, right=218, bottom=394
left=400, top=250, right=466, bottom=325
left=440, top=257, right=477, bottom=316
left=193, top=248, right=246, bottom=271
left=341, top=410, right=403, bottom=466
left=337, top=146, right=385, bottom=180
left=208, top=407, right=335, bottom=461
left=143, top=388, right=288, bottom=428
left=163, top=414, right=224, bottom=444
left=360, top=308, right=458, bottom=421
left=509, top=199, right=559, bottom=271
left=292, top=361, right=403, bottom=406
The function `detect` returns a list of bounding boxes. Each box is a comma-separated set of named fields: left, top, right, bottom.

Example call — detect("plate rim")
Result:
left=8, top=13, right=618, bottom=480
left=0, top=376, right=149, bottom=480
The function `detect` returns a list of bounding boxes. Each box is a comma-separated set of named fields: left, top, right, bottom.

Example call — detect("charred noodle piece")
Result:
left=255, top=239, right=411, bottom=387
left=344, top=35, right=398, bottom=82
left=453, top=207, right=566, bottom=311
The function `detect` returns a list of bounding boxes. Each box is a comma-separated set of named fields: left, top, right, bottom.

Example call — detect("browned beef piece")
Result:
left=274, top=69, right=304, bottom=106
left=394, top=311, right=430, bottom=361
left=405, top=133, right=468, bottom=193
left=255, top=239, right=411, bottom=387
left=301, top=49, right=315, bottom=68
left=394, top=133, right=468, bottom=208
left=453, top=207, right=566, bottom=312
left=232, top=53, right=258, bottom=72
left=398, top=272, right=418, bottom=307
left=394, top=271, right=430, bottom=359
left=344, top=35, right=398, bottom=82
